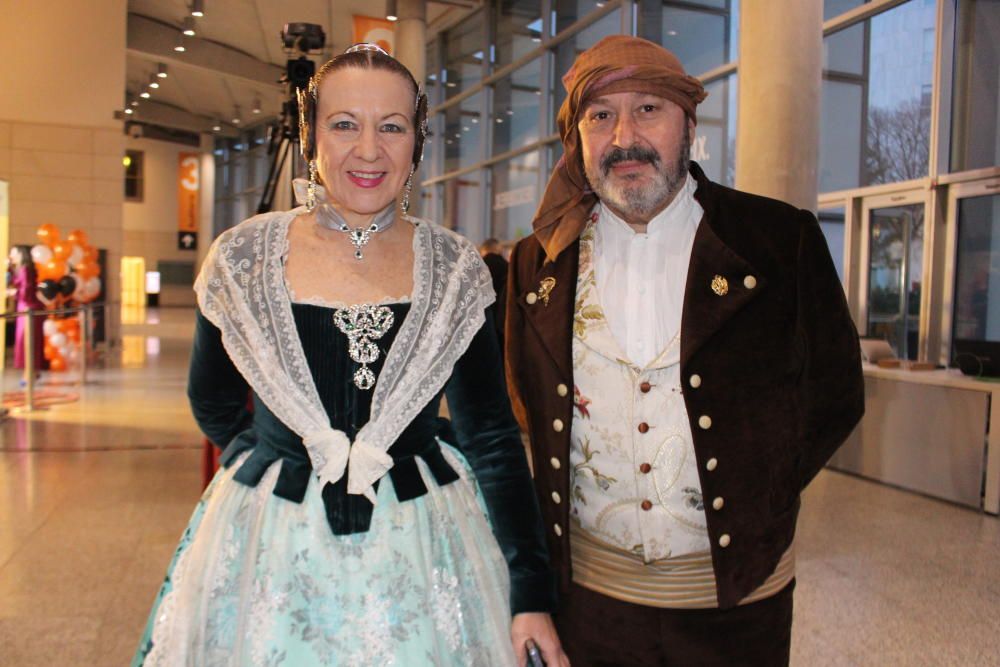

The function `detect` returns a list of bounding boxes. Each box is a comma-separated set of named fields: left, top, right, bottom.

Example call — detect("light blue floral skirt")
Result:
left=133, top=447, right=514, bottom=666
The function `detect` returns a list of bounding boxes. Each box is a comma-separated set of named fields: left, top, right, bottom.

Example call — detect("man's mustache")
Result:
left=601, top=145, right=662, bottom=174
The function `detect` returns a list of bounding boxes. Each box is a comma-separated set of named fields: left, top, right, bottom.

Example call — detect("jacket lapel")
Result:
left=681, top=212, right=766, bottom=368
left=518, top=241, right=580, bottom=381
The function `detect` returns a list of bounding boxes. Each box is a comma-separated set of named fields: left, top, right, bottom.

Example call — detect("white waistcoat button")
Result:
left=557, top=383, right=569, bottom=397
left=706, top=457, right=718, bottom=471
left=551, top=491, right=561, bottom=504
left=744, top=275, right=757, bottom=289
left=698, top=415, right=712, bottom=430
left=550, top=457, right=562, bottom=470
left=719, top=533, right=731, bottom=548
left=553, top=418, right=564, bottom=432
left=712, top=497, right=725, bottom=510
left=554, top=523, right=563, bottom=537
left=689, top=374, right=702, bottom=388
left=526, top=292, right=538, bottom=305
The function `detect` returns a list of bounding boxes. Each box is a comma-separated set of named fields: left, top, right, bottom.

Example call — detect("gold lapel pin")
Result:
left=538, top=277, right=557, bottom=306
left=711, top=275, right=729, bottom=296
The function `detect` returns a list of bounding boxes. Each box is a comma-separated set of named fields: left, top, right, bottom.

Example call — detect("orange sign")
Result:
left=178, top=152, right=199, bottom=234
left=352, top=15, right=395, bottom=55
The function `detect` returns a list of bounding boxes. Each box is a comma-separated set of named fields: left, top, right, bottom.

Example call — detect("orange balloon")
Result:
left=37, top=223, right=60, bottom=247
left=75, top=261, right=99, bottom=279
left=67, top=229, right=88, bottom=246
left=66, top=328, right=80, bottom=343
left=51, top=241, right=72, bottom=261
left=43, top=343, right=56, bottom=360
left=43, top=259, right=67, bottom=280
left=82, top=245, right=98, bottom=262
left=49, top=356, right=67, bottom=372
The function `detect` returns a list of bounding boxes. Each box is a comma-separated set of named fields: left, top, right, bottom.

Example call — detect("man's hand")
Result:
left=511, top=612, right=570, bottom=667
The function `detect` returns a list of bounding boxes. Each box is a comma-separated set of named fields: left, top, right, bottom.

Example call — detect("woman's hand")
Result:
left=511, top=612, right=570, bottom=667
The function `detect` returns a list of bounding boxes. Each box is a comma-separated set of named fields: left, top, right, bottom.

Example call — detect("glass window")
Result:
left=694, top=74, right=737, bottom=187
left=124, top=150, right=143, bottom=202
left=867, top=202, right=925, bottom=360
left=952, top=193, right=1000, bottom=346
left=662, top=1, right=738, bottom=75
left=820, top=0, right=936, bottom=192
left=442, top=11, right=486, bottom=98
left=950, top=0, right=1000, bottom=172
left=491, top=152, right=541, bottom=241
left=824, top=0, right=865, bottom=21
left=444, top=91, right=485, bottom=172
left=553, top=1, right=613, bottom=34
left=441, top=171, right=485, bottom=240
left=552, top=8, right=622, bottom=113
left=495, top=0, right=543, bottom=67
left=493, top=59, right=543, bottom=154
left=819, top=206, right=846, bottom=283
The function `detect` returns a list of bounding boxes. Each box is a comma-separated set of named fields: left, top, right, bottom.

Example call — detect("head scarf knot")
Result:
left=532, top=35, right=707, bottom=261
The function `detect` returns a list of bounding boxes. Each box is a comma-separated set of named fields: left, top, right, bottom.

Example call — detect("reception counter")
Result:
left=828, top=365, right=1000, bottom=514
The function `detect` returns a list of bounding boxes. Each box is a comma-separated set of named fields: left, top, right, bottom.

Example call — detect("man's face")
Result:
left=578, top=92, right=694, bottom=225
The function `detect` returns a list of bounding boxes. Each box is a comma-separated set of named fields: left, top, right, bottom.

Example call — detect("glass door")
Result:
left=860, top=190, right=928, bottom=360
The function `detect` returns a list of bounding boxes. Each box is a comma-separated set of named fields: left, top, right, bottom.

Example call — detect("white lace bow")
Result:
left=194, top=205, right=494, bottom=504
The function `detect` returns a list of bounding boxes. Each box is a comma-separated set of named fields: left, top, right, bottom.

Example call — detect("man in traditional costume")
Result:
left=505, top=35, right=864, bottom=665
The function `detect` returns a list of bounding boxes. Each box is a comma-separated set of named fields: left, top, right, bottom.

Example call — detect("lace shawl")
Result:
left=193, top=208, right=494, bottom=503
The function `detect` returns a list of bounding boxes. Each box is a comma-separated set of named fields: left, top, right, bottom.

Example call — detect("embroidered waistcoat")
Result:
left=570, top=223, right=710, bottom=562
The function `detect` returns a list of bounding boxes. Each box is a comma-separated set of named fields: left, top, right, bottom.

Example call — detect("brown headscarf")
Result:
left=532, top=35, right=708, bottom=261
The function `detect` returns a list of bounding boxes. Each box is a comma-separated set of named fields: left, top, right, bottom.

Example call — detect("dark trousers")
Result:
left=555, top=580, right=795, bottom=667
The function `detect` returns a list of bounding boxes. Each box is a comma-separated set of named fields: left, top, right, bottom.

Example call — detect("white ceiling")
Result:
left=125, top=0, right=477, bottom=137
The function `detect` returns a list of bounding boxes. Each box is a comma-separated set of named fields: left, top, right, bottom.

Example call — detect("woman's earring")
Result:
left=306, top=160, right=318, bottom=212
left=400, top=166, right=415, bottom=216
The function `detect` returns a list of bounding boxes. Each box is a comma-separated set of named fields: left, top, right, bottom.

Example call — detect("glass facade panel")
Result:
left=950, top=0, right=1000, bottom=172
left=444, top=91, right=485, bottom=172
left=443, top=11, right=486, bottom=98
left=824, top=0, right=865, bottom=21
left=819, top=206, right=847, bottom=283
left=867, top=202, right=925, bottom=360
left=441, top=171, right=485, bottom=239
left=695, top=74, right=737, bottom=186
left=495, top=0, right=543, bottom=67
left=820, top=0, right=936, bottom=192
left=662, top=1, right=737, bottom=75
left=552, top=9, right=622, bottom=113
left=952, top=193, right=1000, bottom=346
left=491, top=152, right=541, bottom=241
left=553, top=1, right=612, bottom=34
left=493, top=59, right=542, bottom=154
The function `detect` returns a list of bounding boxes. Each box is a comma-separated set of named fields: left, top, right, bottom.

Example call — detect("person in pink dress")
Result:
left=7, top=246, right=45, bottom=374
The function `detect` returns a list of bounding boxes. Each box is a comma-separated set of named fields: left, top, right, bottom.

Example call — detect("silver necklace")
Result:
left=315, top=202, right=396, bottom=260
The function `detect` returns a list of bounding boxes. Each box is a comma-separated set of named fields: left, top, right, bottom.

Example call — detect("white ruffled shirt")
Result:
left=594, top=174, right=702, bottom=368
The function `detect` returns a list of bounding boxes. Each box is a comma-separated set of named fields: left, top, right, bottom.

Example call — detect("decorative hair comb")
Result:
left=344, top=42, right=390, bottom=56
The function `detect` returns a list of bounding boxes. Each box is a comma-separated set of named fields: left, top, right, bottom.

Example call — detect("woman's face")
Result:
left=314, top=67, right=416, bottom=221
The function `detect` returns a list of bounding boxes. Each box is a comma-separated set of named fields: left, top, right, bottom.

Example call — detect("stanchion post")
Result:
left=79, top=306, right=89, bottom=385
left=24, top=309, right=36, bottom=411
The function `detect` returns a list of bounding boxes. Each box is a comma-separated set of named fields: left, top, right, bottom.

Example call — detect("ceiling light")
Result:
left=140, top=90, right=151, bottom=99
left=124, top=108, right=133, bottom=115
left=157, top=63, right=168, bottom=78
left=386, top=0, right=398, bottom=21
left=148, top=75, right=159, bottom=89
left=212, top=119, right=222, bottom=132
left=190, top=0, right=205, bottom=17
left=182, top=17, right=196, bottom=36
left=252, top=97, right=261, bottom=114
left=130, top=99, right=139, bottom=107
left=174, top=32, right=186, bottom=52
left=231, top=105, right=241, bottom=124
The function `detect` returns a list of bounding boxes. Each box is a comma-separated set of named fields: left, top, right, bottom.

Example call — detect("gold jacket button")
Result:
left=698, top=415, right=712, bottom=430
left=551, top=491, right=561, bottom=504
left=712, top=497, right=725, bottom=510
left=554, top=523, right=563, bottom=537
left=550, top=457, right=561, bottom=470
left=744, top=275, right=757, bottom=289
left=526, top=292, right=538, bottom=305
left=552, top=418, right=564, bottom=432
left=706, top=457, right=718, bottom=471
left=689, top=374, right=702, bottom=388
left=719, top=534, right=731, bottom=548
left=556, top=383, right=568, bottom=397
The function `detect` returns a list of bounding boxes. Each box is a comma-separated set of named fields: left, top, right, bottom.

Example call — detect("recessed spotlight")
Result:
left=182, top=17, right=196, bottom=36
left=124, top=108, right=133, bottom=115
left=190, top=0, right=205, bottom=17
left=386, top=0, right=397, bottom=21
left=140, top=91, right=151, bottom=99
left=157, top=63, right=168, bottom=78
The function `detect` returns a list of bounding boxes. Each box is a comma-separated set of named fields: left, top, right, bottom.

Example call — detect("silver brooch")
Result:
left=333, top=304, right=395, bottom=390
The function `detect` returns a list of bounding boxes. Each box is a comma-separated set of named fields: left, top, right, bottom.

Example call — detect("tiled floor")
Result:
left=0, top=306, right=997, bottom=666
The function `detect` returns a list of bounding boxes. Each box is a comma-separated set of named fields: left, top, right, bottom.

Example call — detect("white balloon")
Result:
left=67, top=347, right=79, bottom=362
left=31, top=244, right=53, bottom=265
left=68, top=244, right=84, bottom=267
left=59, top=344, right=73, bottom=361
left=42, top=319, right=57, bottom=336
left=84, top=276, right=102, bottom=301
left=71, top=272, right=86, bottom=302
left=49, top=332, right=67, bottom=348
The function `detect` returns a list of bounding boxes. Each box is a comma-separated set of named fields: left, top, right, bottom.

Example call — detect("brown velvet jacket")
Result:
left=504, top=163, right=864, bottom=610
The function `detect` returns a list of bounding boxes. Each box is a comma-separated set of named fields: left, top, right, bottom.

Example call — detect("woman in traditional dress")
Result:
left=133, top=44, right=567, bottom=666
left=7, top=246, right=45, bottom=375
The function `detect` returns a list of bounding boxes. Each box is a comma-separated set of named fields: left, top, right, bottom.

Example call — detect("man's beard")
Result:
left=585, top=132, right=691, bottom=222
